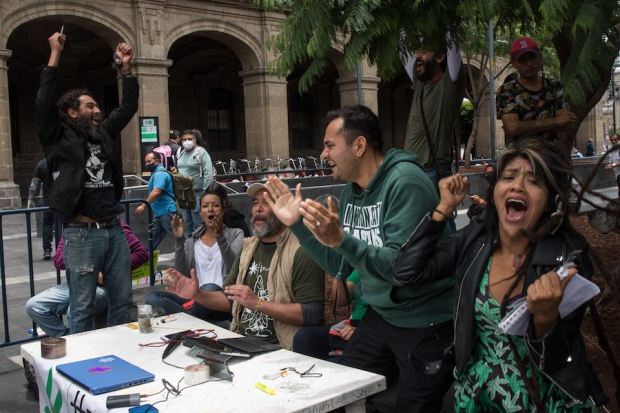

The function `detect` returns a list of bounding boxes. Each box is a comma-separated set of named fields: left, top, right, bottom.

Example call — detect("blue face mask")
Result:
left=145, top=163, right=157, bottom=173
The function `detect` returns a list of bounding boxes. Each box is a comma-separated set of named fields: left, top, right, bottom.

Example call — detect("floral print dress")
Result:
left=454, top=258, right=595, bottom=412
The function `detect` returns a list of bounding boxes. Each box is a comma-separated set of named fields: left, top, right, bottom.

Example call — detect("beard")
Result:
left=70, top=113, right=104, bottom=143
left=415, top=57, right=438, bottom=82
left=251, top=212, right=283, bottom=239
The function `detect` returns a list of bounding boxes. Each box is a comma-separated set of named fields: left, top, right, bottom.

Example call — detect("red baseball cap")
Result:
left=511, top=37, right=540, bottom=60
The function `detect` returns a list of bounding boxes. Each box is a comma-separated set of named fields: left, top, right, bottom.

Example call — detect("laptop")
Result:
left=217, top=336, right=281, bottom=354
left=56, top=355, right=155, bottom=395
left=183, top=335, right=280, bottom=355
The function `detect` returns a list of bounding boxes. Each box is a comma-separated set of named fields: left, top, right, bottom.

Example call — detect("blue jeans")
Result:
left=181, top=191, right=203, bottom=236
left=425, top=166, right=456, bottom=233
left=293, top=326, right=332, bottom=360
left=25, top=283, right=108, bottom=337
left=152, top=212, right=177, bottom=249
left=146, top=283, right=231, bottom=323
left=63, top=225, right=132, bottom=333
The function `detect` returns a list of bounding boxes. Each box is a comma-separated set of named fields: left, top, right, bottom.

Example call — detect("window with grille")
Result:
left=207, top=88, right=234, bottom=151
left=289, top=93, right=313, bottom=149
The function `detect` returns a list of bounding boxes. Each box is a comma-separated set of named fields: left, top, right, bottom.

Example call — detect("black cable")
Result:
left=162, top=358, right=184, bottom=369
left=143, top=371, right=229, bottom=412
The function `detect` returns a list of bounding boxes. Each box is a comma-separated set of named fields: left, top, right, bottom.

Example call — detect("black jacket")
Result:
left=36, top=66, right=139, bottom=218
left=224, top=206, right=251, bottom=237
left=392, top=211, right=608, bottom=407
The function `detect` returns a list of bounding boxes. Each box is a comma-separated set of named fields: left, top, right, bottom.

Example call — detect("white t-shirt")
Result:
left=194, top=239, right=223, bottom=286
left=610, top=150, right=620, bottom=179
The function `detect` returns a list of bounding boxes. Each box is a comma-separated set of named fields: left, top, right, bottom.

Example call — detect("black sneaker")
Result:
left=43, top=249, right=52, bottom=260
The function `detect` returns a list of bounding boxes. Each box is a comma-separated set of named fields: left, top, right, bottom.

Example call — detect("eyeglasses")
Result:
left=280, top=364, right=322, bottom=378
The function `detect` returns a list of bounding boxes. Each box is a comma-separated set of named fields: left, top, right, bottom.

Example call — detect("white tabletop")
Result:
left=22, top=313, right=385, bottom=412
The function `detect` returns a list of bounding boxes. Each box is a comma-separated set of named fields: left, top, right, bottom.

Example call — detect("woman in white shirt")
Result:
left=146, top=190, right=243, bottom=323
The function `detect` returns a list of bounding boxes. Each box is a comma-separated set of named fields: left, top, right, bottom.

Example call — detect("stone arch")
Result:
left=166, top=20, right=262, bottom=70
left=1, top=4, right=136, bottom=49
left=326, top=48, right=355, bottom=79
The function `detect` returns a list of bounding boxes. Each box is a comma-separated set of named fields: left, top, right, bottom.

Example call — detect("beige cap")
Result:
left=246, top=182, right=288, bottom=199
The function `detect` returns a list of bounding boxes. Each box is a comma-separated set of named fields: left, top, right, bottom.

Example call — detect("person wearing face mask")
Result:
left=176, top=129, right=213, bottom=236
left=135, top=152, right=179, bottom=248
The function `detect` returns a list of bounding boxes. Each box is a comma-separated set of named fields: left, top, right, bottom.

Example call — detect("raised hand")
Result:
left=265, top=177, right=303, bottom=226
left=48, top=32, right=66, bottom=53
left=115, top=43, right=133, bottom=70
left=164, top=268, right=198, bottom=300
left=436, top=174, right=470, bottom=217
left=171, top=214, right=185, bottom=239
left=204, top=210, right=224, bottom=236
left=47, top=32, right=66, bottom=67
left=300, top=196, right=343, bottom=247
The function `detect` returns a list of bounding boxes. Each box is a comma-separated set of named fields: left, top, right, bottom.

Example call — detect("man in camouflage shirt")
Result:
left=497, top=36, right=577, bottom=144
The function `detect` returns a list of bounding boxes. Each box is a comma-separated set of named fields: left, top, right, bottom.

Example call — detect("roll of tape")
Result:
left=184, top=364, right=209, bottom=385
left=41, top=337, right=67, bottom=359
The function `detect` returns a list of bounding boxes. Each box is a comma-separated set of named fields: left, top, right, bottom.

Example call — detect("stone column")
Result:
left=123, top=58, right=172, bottom=175
left=475, top=89, right=493, bottom=158
left=576, top=110, right=599, bottom=154
left=240, top=69, right=289, bottom=158
left=336, top=62, right=380, bottom=113
left=0, top=49, right=21, bottom=209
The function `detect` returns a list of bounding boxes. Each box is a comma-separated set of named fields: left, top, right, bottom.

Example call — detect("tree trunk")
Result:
left=464, top=101, right=483, bottom=169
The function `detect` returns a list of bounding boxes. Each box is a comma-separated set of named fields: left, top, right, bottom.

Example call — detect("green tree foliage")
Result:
left=460, top=100, right=474, bottom=145
left=250, top=0, right=620, bottom=135
left=253, top=0, right=477, bottom=93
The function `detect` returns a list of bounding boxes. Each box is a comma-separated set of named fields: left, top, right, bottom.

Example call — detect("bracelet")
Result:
left=120, top=70, right=132, bottom=76
left=433, top=209, right=455, bottom=221
left=255, top=298, right=262, bottom=312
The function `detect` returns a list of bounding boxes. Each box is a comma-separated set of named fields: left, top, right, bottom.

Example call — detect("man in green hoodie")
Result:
left=265, top=105, right=454, bottom=412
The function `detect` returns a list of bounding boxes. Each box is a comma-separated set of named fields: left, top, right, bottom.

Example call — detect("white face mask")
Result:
left=182, top=141, right=195, bottom=150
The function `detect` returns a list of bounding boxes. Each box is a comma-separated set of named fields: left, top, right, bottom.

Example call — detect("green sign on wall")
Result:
left=140, top=117, right=158, bottom=143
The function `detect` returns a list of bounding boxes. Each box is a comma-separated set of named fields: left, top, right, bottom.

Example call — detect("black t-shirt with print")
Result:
left=69, top=141, right=123, bottom=222
left=224, top=241, right=325, bottom=344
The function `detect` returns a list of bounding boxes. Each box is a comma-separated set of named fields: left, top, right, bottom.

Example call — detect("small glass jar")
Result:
left=137, top=304, right=153, bottom=333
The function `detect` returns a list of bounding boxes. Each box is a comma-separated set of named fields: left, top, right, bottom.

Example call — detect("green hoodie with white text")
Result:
left=290, top=148, right=454, bottom=328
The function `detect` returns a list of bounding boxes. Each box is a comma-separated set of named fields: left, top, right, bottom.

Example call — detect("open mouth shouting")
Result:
left=505, top=198, right=527, bottom=222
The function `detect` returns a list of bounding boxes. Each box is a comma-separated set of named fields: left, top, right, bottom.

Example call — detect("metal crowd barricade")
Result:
left=0, top=199, right=153, bottom=348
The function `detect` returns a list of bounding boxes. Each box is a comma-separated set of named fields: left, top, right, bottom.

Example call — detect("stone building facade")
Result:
left=0, top=0, right=600, bottom=208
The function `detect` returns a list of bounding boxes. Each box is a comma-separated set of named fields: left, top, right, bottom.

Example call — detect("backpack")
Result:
left=155, top=170, right=196, bottom=210
left=153, top=145, right=173, bottom=170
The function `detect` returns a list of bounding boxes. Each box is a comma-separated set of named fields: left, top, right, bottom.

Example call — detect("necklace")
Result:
left=201, top=236, right=217, bottom=262
left=500, top=241, right=528, bottom=271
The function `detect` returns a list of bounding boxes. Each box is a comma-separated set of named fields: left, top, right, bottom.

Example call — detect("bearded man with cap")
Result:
left=162, top=182, right=326, bottom=350
left=497, top=36, right=578, bottom=144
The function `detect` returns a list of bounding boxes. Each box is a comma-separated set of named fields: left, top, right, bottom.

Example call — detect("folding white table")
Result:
left=21, top=312, right=386, bottom=412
